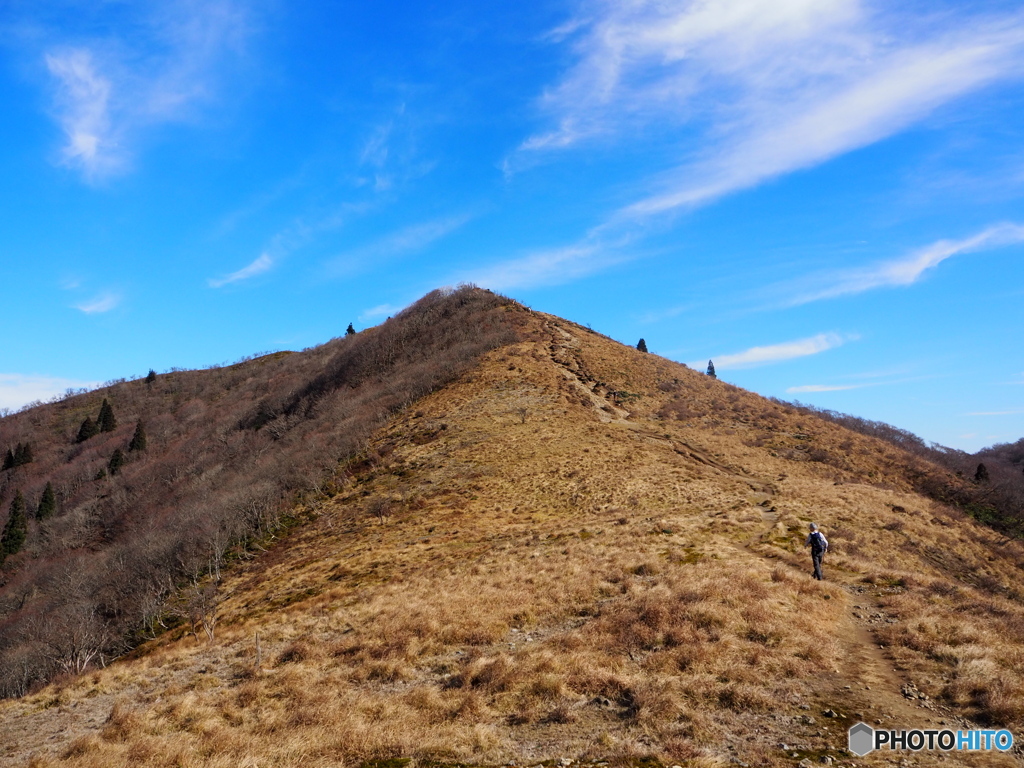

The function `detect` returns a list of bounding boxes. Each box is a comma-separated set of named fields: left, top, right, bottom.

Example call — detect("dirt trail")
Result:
left=740, top=508, right=1021, bottom=766
left=545, top=321, right=631, bottom=424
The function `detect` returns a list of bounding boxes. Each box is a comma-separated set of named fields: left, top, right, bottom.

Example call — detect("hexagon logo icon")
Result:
left=848, top=722, right=874, bottom=756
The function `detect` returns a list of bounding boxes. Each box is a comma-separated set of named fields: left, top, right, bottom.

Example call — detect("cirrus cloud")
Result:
left=787, top=383, right=870, bottom=393
left=74, top=292, right=121, bottom=314
left=208, top=252, right=273, bottom=288
left=519, top=0, right=1024, bottom=218
left=39, top=1, right=253, bottom=181
left=694, top=331, right=853, bottom=370
left=786, top=222, right=1024, bottom=305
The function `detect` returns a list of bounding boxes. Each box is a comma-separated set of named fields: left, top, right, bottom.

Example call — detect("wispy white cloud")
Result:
left=639, top=303, right=695, bottom=324
left=0, top=373, right=99, bottom=411
left=379, top=216, right=470, bottom=253
left=460, top=243, right=623, bottom=292
left=787, top=370, right=939, bottom=393
left=208, top=252, right=273, bottom=288
left=519, top=1, right=1024, bottom=215
left=360, top=122, right=393, bottom=167
left=74, top=292, right=120, bottom=314
left=786, top=222, right=1024, bottom=305
left=787, top=383, right=869, bottom=393
left=696, top=331, right=852, bottom=370
left=326, top=214, right=473, bottom=279
left=359, top=303, right=403, bottom=322
left=45, top=49, right=118, bottom=177
left=40, top=1, right=253, bottom=180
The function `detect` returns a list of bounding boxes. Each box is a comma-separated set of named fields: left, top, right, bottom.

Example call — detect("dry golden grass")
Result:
left=2, top=310, right=1022, bottom=767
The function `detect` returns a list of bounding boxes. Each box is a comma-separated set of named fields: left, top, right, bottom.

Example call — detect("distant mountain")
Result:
left=782, top=404, right=1024, bottom=534
left=2, top=288, right=1024, bottom=768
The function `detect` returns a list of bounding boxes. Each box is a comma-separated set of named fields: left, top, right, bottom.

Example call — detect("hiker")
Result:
left=804, top=523, right=828, bottom=580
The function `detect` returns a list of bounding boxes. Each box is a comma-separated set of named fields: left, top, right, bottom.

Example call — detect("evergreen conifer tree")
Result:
left=975, top=462, right=990, bottom=483
left=2, top=448, right=14, bottom=471
left=77, top=416, right=99, bottom=443
left=346, top=323, right=356, bottom=336
left=706, top=360, right=717, bottom=379
left=37, top=482, right=56, bottom=521
left=13, top=443, right=32, bottom=467
left=108, top=448, right=126, bottom=476
left=637, top=338, right=648, bottom=353
left=146, top=369, right=157, bottom=384
left=1, top=491, right=28, bottom=564
left=98, top=399, right=117, bottom=433
left=129, top=421, right=147, bottom=452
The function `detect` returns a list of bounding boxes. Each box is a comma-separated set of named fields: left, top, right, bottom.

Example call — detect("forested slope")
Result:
left=0, top=287, right=522, bottom=696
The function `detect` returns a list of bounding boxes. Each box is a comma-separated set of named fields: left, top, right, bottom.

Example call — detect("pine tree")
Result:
left=706, top=360, right=717, bottom=379
left=975, top=462, right=989, bottom=483
left=637, top=338, right=648, bottom=353
left=1, top=491, right=28, bottom=564
left=36, top=482, right=56, bottom=521
left=13, top=443, right=32, bottom=467
left=146, top=369, right=157, bottom=385
left=77, top=416, right=99, bottom=443
left=108, top=448, right=126, bottom=476
left=346, top=323, right=356, bottom=336
left=128, top=421, right=147, bottom=452
left=1, top=449, right=13, bottom=471
left=98, top=399, right=117, bottom=433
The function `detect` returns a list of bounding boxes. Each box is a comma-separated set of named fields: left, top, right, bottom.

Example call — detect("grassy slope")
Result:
left=2, top=310, right=1023, bottom=767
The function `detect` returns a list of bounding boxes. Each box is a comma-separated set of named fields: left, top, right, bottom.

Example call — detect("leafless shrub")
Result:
left=657, top=399, right=695, bottom=421
left=368, top=497, right=392, bottom=525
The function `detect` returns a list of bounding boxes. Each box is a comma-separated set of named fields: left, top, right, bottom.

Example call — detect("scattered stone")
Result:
left=558, top=759, right=573, bottom=767
left=800, top=704, right=811, bottom=710
left=823, top=709, right=839, bottom=718
left=901, top=683, right=926, bottom=700
left=821, top=757, right=835, bottom=766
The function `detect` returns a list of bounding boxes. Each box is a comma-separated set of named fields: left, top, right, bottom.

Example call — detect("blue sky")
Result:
left=1, top=0, right=1022, bottom=452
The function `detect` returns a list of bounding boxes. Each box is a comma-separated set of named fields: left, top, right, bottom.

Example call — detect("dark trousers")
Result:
left=812, top=550, right=824, bottom=580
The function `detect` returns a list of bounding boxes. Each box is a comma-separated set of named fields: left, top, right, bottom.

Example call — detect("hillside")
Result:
left=0, top=287, right=521, bottom=696
left=2, top=296, right=1024, bottom=767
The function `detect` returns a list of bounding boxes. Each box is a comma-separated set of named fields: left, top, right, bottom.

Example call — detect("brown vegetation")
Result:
left=1, top=298, right=1023, bottom=767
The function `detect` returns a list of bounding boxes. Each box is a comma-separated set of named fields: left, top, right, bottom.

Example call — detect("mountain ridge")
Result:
left=1, top=292, right=1023, bottom=767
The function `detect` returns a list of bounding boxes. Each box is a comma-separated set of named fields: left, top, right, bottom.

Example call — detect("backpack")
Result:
left=810, top=531, right=827, bottom=554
